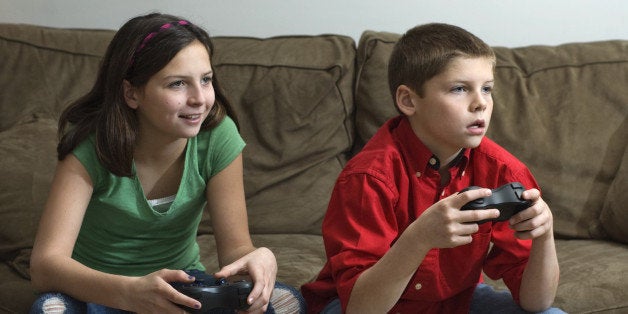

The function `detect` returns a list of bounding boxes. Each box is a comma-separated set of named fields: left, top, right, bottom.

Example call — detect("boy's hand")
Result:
left=413, top=188, right=500, bottom=249
left=509, top=188, right=553, bottom=240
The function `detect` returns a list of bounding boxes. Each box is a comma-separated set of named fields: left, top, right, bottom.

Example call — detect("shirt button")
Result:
left=415, top=283, right=422, bottom=290
left=415, top=171, right=422, bottom=177
left=429, top=158, right=437, bottom=166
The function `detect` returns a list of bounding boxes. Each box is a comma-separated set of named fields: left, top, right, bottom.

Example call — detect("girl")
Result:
left=29, top=13, right=304, bottom=313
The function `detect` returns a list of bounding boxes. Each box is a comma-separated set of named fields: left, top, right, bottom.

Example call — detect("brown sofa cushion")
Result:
left=483, top=239, right=628, bottom=313
left=205, top=35, right=356, bottom=235
left=0, top=263, right=37, bottom=313
left=198, top=233, right=326, bottom=289
left=0, top=120, right=57, bottom=260
left=600, top=142, right=628, bottom=244
left=490, top=41, right=628, bottom=239
left=0, top=24, right=112, bottom=131
left=355, top=30, right=628, bottom=239
left=354, top=31, right=400, bottom=151
left=1, top=24, right=358, bottom=236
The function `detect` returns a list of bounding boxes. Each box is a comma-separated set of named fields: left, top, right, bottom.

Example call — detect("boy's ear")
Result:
left=123, top=80, right=140, bottom=109
left=395, top=85, right=417, bottom=116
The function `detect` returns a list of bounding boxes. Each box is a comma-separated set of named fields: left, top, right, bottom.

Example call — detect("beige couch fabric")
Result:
left=1, top=23, right=628, bottom=313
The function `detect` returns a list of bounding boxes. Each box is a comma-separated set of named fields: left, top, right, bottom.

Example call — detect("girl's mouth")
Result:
left=179, top=113, right=202, bottom=120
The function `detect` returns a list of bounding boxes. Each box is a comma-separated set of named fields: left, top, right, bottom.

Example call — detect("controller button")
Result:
left=414, top=283, right=422, bottom=290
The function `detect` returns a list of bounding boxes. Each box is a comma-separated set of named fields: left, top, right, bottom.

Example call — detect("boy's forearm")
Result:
left=346, top=229, right=431, bottom=313
left=518, top=231, right=560, bottom=312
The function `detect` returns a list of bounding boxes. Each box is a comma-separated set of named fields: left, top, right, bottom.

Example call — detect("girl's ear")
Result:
left=123, top=80, right=140, bottom=109
left=395, top=85, right=417, bottom=116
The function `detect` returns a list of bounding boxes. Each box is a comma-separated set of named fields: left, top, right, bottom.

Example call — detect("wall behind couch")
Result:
left=1, top=0, right=626, bottom=48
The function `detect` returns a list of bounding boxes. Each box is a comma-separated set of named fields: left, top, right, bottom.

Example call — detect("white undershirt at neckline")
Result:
left=147, top=195, right=176, bottom=206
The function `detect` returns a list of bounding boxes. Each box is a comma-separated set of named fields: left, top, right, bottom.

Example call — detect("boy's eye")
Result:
left=451, top=86, right=467, bottom=93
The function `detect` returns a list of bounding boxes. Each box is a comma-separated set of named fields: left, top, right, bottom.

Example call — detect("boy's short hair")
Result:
left=388, top=23, right=496, bottom=99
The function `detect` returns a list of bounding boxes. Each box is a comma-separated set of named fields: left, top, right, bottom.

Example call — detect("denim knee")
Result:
left=269, top=281, right=307, bottom=314
left=30, top=292, right=86, bottom=314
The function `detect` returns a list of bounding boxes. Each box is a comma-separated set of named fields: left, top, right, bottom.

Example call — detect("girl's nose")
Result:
left=188, top=86, right=206, bottom=106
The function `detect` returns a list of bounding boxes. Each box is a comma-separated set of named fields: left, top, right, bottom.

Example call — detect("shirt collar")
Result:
left=392, top=116, right=470, bottom=177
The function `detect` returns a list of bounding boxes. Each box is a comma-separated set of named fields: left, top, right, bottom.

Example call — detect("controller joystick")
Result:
left=460, top=182, right=531, bottom=224
left=171, top=271, right=252, bottom=313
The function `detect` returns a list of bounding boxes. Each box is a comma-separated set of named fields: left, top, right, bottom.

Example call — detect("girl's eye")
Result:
left=482, top=85, right=493, bottom=94
left=168, top=80, right=185, bottom=88
left=201, top=76, right=213, bottom=85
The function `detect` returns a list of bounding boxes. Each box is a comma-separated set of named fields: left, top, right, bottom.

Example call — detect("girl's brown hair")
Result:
left=57, top=13, right=238, bottom=176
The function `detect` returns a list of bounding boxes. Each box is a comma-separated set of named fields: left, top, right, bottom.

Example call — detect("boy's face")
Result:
left=405, top=56, right=494, bottom=160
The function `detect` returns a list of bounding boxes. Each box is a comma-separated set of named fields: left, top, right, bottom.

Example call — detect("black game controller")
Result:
left=460, top=182, right=531, bottom=224
left=171, top=271, right=252, bottom=313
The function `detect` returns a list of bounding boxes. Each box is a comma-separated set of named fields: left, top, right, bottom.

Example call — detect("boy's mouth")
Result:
left=467, top=120, right=486, bottom=134
left=468, top=120, right=485, bottom=128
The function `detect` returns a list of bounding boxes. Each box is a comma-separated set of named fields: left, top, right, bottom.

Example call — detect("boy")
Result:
left=301, top=23, right=561, bottom=313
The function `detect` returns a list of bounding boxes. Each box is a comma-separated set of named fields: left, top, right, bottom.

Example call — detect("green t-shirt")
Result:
left=71, top=117, right=245, bottom=276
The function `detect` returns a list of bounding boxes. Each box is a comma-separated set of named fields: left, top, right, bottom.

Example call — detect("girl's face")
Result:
left=406, top=56, right=494, bottom=161
left=125, top=40, right=215, bottom=143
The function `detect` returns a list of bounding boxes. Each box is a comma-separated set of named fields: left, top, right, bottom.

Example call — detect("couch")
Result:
left=1, top=23, right=627, bottom=314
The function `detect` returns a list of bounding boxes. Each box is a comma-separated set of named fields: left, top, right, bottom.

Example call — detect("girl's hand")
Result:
left=509, top=188, right=554, bottom=240
left=213, top=247, right=277, bottom=313
left=126, top=269, right=200, bottom=313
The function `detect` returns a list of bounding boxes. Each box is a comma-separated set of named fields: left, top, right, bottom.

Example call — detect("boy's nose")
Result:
left=471, top=93, right=488, bottom=112
left=472, top=101, right=486, bottom=112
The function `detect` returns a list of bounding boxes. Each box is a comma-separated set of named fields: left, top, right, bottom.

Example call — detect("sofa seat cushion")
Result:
left=484, top=239, right=628, bottom=313
left=197, top=233, right=326, bottom=289
left=0, top=263, right=37, bottom=313
left=554, top=239, right=628, bottom=313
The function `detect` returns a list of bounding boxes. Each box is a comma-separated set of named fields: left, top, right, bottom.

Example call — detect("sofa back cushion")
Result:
left=208, top=35, right=356, bottom=234
left=0, top=120, right=57, bottom=263
left=355, top=30, right=628, bottom=240
left=0, top=24, right=113, bottom=131
left=600, top=143, right=628, bottom=244
left=0, top=25, right=114, bottom=267
left=489, top=41, right=628, bottom=239
left=0, top=25, right=356, bottom=261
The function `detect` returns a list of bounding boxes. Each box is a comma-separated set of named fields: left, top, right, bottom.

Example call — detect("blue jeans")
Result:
left=30, top=270, right=306, bottom=314
left=470, top=283, right=565, bottom=314
left=320, top=283, right=565, bottom=313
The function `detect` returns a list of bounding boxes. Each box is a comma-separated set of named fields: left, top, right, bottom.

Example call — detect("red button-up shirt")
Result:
left=302, top=116, right=537, bottom=313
